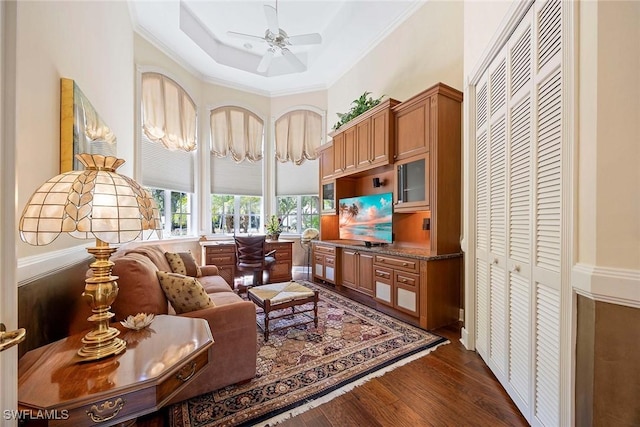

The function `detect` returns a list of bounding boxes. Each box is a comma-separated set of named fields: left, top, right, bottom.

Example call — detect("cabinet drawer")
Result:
left=325, top=255, right=335, bottom=267
left=395, top=271, right=419, bottom=289
left=374, top=255, right=418, bottom=273
left=314, top=245, right=335, bottom=255
left=272, top=249, right=292, bottom=261
left=157, top=350, right=209, bottom=403
left=373, top=266, right=393, bottom=282
left=205, top=246, right=235, bottom=254
left=206, top=254, right=235, bottom=265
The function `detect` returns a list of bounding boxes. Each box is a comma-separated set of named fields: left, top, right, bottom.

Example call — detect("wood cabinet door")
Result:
left=356, top=119, right=371, bottom=169
left=371, top=110, right=391, bottom=166
left=314, top=254, right=325, bottom=281
left=357, top=251, right=374, bottom=296
left=343, top=127, right=357, bottom=173
left=395, top=97, right=430, bottom=161
left=319, top=145, right=334, bottom=181
left=332, top=133, right=345, bottom=175
left=341, top=249, right=357, bottom=290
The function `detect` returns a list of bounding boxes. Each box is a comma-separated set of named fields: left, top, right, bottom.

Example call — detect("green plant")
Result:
left=265, top=215, right=283, bottom=235
left=332, top=92, right=385, bottom=130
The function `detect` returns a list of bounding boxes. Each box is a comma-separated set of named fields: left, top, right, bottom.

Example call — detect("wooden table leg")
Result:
left=264, top=299, right=271, bottom=341
left=313, top=291, right=319, bottom=328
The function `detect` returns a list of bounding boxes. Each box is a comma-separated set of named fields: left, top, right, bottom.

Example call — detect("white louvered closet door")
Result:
left=473, top=1, right=564, bottom=425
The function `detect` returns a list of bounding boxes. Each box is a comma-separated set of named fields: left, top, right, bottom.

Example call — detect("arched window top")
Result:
left=275, top=108, right=323, bottom=165
left=141, top=72, right=197, bottom=152
left=210, top=106, right=264, bottom=163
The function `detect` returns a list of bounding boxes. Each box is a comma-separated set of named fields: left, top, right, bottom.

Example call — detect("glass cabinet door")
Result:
left=322, top=182, right=335, bottom=214
left=395, top=154, right=429, bottom=212
left=398, top=157, right=425, bottom=202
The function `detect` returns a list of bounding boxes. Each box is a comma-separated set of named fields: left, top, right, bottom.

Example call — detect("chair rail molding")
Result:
left=572, top=263, right=640, bottom=309
left=17, top=245, right=92, bottom=285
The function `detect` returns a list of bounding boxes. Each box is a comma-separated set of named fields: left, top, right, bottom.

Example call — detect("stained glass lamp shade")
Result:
left=19, top=154, right=161, bottom=360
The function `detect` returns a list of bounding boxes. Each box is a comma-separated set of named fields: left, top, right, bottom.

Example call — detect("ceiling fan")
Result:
left=227, top=2, right=322, bottom=73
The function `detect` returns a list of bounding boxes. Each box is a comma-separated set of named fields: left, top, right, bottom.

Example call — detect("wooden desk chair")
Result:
left=234, top=235, right=276, bottom=288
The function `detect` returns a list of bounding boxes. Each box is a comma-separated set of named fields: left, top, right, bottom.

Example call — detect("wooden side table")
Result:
left=18, top=315, right=213, bottom=426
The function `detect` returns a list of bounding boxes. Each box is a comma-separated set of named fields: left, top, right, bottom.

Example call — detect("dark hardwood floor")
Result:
left=277, top=323, right=528, bottom=427
left=140, top=274, right=527, bottom=426
left=139, top=321, right=528, bottom=427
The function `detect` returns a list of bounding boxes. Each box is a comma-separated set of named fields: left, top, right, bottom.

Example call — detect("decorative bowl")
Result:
left=121, top=313, right=155, bottom=330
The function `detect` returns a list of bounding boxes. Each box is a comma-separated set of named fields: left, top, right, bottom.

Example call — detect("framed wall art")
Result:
left=60, top=78, right=117, bottom=172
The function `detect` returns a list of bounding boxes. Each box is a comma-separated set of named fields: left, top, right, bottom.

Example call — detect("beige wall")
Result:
left=592, top=1, right=640, bottom=269
left=578, top=0, right=640, bottom=269
left=327, top=0, right=464, bottom=132
left=462, top=1, right=512, bottom=79
left=15, top=1, right=134, bottom=258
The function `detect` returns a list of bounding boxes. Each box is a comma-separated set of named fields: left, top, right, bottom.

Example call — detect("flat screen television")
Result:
left=339, top=192, right=393, bottom=245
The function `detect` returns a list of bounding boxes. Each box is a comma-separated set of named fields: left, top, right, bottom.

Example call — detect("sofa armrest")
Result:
left=173, top=300, right=257, bottom=401
left=200, top=265, right=219, bottom=276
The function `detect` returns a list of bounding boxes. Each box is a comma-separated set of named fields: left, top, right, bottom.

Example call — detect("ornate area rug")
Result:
left=169, top=281, right=447, bottom=427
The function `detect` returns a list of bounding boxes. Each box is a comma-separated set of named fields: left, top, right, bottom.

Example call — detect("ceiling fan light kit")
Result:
left=227, top=3, right=322, bottom=73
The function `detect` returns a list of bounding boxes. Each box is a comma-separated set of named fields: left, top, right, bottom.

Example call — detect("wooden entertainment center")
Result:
left=313, top=82, right=463, bottom=330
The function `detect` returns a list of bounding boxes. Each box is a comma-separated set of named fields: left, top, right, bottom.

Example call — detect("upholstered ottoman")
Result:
left=247, top=281, right=319, bottom=340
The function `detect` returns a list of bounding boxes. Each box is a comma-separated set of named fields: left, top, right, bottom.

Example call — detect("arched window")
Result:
left=210, top=106, right=264, bottom=162
left=140, top=72, right=197, bottom=237
left=274, top=108, right=324, bottom=234
left=141, top=72, right=196, bottom=151
left=274, top=109, right=322, bottom=165
left=209, top=106, right=265, bottom=234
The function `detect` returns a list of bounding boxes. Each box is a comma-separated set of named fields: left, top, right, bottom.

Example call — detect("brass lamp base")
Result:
left=79, top=241, right=126, bottom=361
left=78, top=331, right=126, bottom=361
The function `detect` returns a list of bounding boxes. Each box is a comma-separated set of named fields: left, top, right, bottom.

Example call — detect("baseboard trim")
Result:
left=460, top=327, right=472, bottom=350
left=572, top=263, right=640, bottom=309
left=17, top=244, right=92, bottom=285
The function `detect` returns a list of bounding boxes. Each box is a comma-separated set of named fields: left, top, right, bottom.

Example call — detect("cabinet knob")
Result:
left=511, top=264, right=521, bottom=273
left=493, top=258, right=499, bottom=265
left=402, top=262, right=408, bottom=266
left=401, top=278, right=407, bottom=283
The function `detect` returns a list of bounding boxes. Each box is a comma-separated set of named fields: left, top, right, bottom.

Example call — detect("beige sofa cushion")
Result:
left=157, top=271, right=215, bottom=314
left=165, top=251, right=202, bottom=277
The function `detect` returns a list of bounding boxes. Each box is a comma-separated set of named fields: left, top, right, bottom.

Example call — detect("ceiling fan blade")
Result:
left=227, top=31, right=266, bottom=43
left=281, top=48, right=306, bottom=72
left=264, top=5, right=279, bottom=34
left=257, top=49, right=275, bottom=73
left=288, top=33, right=322, bottom=46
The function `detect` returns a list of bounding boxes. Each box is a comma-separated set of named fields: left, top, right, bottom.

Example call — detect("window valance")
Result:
left=141, top=72, right=197, bottom=152
left=210, top=106, right=264, bottom=162
left=275, top=109, right=322, bottom=165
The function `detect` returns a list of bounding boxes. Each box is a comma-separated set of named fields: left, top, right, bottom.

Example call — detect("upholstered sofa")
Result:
left=70, top=242, right=257, bottom=404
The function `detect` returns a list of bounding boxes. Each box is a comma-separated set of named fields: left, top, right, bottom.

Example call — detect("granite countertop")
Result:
left=312, top=240, right=462, bottom=261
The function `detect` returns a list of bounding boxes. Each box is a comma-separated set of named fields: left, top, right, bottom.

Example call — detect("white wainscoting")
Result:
left=572, top=263, right=640, bottom=309
left=17, top=244, right=92, bottom=285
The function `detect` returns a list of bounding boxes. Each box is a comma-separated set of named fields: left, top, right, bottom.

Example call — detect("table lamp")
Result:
left=19, top=153, right=162, bottom=361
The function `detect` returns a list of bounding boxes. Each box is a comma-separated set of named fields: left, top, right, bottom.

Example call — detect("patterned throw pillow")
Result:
left=156, top=271, right=215, bottom=314
left=165, top=251, right=202, bottom=277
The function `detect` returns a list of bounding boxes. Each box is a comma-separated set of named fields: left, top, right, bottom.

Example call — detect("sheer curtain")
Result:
left=210, top=106, right=264, bottom=162
left=275, top=109, right=322, bottom=165
left=141, top=72, right=197, bottom=152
